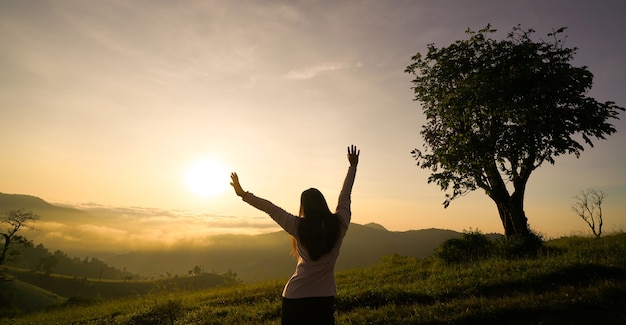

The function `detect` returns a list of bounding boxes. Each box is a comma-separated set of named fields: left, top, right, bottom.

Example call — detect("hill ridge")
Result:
left=0, top=192, right=56, bottom=209
left=0, top=192, right=83, bottom=214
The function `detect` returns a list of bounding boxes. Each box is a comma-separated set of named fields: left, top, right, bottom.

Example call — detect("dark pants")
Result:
left=281, top=296, right=335, bottom=325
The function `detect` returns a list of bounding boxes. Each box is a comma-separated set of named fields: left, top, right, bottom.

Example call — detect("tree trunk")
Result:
left=484, top=162, right=531, bottom=239
left=0, top=234, right=10, bottom=265
left=490, top=188, right=531, bottom=239
left=496, top=199, right=530, bottom=238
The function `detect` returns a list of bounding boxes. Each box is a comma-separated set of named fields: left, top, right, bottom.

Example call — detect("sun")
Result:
left=184, top=158, right=231, bottom=197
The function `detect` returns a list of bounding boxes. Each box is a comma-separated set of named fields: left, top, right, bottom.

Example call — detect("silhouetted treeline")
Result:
left=7, top=243, right=142, bottom=280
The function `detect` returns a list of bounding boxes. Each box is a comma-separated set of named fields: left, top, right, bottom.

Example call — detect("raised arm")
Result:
left=336, top=145, right=359, bottom=225
left=230, top=172, right=299, bottom=235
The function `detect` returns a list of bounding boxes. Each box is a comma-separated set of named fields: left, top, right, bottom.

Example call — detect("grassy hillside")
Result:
left=0, top=267, right=238, bottom=319
left=0, top=277, right=65, bottom=315
left=3, top=268, right=236, bottom=299
left=6, top=233, right=625, bottom=324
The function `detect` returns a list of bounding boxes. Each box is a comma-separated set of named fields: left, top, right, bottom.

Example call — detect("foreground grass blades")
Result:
left=6, top=233, right=626, bottom=324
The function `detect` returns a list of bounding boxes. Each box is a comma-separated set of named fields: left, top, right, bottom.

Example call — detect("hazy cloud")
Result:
left=43, top=231, right=80, bottom=243
left=285, top=62, right=363, bottom=80
left=76, top=224, right=128, bottom=237
left=29, top=202, right=281, bottom=253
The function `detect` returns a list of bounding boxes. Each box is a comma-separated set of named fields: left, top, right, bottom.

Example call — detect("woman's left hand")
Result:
left=230, top=172, right=246, bottom=197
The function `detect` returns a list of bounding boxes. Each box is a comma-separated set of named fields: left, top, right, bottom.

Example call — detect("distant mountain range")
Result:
left=1, top=192, right=464, bottom=281
left=105, top=224, right=462, bottom=281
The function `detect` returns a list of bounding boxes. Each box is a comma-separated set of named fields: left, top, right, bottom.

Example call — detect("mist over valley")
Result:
left=1, top=193, right=465, bottom=281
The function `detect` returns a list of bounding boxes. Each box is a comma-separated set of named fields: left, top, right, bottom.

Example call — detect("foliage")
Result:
left=7, top=243, right=141, bottom=280
left=435, top=229, right=495, bottom=264
left=434, top=228, right=546, bottom=262
left=572, top=188, right=607, bottom=237
left=6, top=233, right=626, bottom=324
left=38, top=255, right=58, bottom=276
left=494, top=228, right=546, bottom=259
left=0, top=209, right=39, bottom=265
left=405, top=25, right=624, bottom=238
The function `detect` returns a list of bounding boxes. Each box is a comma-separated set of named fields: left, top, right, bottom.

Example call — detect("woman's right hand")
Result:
left=347, top=145, right=360, bottom=167
left=230, top=172, right=246, bottom=197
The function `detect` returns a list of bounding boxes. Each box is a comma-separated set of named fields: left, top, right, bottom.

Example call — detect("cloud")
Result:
left=76, top=224, right=128, bottom=237
left=285, top=62, right=363, bottom=80
left=30, top=202, right=281, bottom=253
left=70, top=203, right=275, bottom=228
left=36, top=221, right=67, bottom=232
left=44, top=231, right=80, bottom=243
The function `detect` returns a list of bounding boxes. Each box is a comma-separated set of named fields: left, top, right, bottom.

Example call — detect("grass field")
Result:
left=4, top=233, right=626, bottom=324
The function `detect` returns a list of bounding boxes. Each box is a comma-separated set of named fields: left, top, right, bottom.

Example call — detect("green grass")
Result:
left=1, top=268, right=237, bottom=302
left=4, top=233, right=626, bottom=324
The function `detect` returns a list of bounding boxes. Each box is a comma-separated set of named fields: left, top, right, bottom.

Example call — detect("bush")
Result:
left=495, top=229, right=546, bottom=259
left=436, top=230, right=495, bottom=264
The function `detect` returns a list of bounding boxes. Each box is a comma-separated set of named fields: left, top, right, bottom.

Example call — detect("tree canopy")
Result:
left=405, top=25, right=624, bottom=238
left=1, top=209, right=39, bottom=265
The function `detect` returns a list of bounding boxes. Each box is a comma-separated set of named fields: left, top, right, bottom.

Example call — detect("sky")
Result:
left=1, top=0, right=625, bottom=251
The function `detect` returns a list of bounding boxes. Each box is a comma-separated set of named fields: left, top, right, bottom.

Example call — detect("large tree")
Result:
left=1, top=209, right=39, bottom=265
left=405, top=25, right=624, bottom=240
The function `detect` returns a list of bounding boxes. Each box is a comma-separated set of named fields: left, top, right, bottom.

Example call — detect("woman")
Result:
left=230, top=145, right=359, bottom=324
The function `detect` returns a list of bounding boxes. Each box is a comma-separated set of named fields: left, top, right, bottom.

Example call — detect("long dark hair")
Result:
left=294, top=188, right=340, bottom=261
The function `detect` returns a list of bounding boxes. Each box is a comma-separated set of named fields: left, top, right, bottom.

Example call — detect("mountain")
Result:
left=0, top=193, right=84, bottom=221
left=105, top=224, right=461, bottom=282
left=363, top=222, right=387, bottom=231
left=0, top=193, right=54, bottom=209
left=1, top=193, right=465, bottom=282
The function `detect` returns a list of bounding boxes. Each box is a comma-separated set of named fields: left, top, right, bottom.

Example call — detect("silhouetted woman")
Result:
left=230, top=145, right=359, bottom=325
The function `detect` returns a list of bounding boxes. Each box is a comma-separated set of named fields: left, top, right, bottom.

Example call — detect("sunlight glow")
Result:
left=184, top=158, right=231, bottom=197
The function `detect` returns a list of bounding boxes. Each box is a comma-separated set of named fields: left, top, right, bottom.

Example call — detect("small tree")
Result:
left=405, top=25, right=624, bottom=241
left=572, top=189, right=607, bottom=237
left=1, top=209, right=39, bottom=265
left=38, top=255, right=58, bottom=276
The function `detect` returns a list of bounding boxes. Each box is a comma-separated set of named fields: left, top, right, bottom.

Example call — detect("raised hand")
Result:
left=347, top=145, right=360, bottom=167
left=230, top=172, right=246, bottom=197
